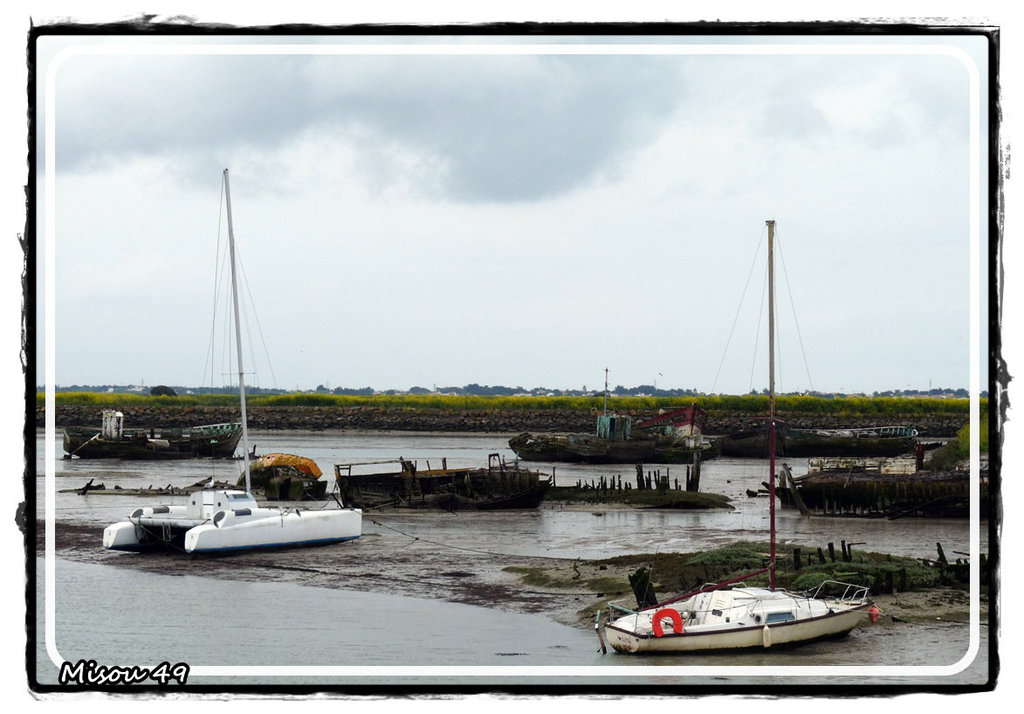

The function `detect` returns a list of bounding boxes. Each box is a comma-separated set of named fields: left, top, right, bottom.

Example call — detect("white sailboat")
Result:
left=601, top=220, right=878, bottom=654
left=103, top=170, right=362, bottom=554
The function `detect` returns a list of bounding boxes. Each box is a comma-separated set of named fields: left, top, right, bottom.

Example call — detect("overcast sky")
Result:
left=34, top=29, right=990, bottom=395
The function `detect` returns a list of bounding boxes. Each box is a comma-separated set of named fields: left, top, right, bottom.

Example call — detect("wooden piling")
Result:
left=780, top=465, right=809, bottom=516
left=629, top=568, right=658, bottom=609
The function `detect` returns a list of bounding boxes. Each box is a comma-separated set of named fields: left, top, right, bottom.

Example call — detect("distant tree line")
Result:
left=871, top=387, right=970, bottom=398
left=45, top=383, right=983, bottom=399
left=52, top=384, right=294, bottom=396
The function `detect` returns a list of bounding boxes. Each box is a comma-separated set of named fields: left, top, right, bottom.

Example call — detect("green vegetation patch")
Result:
left=683, top=542, right=768, bottom=570
left=928, top=413, right=990, bottom=467
left=505, top=540, right=961, bottom=624
left=545, top=487, right=731, bottom=510
left=40, top=391, right=980, bottom=417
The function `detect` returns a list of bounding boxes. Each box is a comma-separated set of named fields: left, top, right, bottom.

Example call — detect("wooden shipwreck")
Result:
left=63, top=409, right=241, bottom=460
left=333, top=453, right=551, bottom=511
left=718, top=420, right=919, bottom=458
left=509, top=403, right=716, bottom=464
left=776, top=455, right=986, bottom=519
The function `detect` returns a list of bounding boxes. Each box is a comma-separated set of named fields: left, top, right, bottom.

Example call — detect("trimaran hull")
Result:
left=184, top=508, right=361, bottom=553
left=103, top=498, right=362, bottom=553
left=103, top=169, right=362, bottom=556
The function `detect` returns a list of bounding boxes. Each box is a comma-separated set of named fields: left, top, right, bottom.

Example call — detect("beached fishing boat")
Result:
left=718, top=421, right=917, bottom=458
left=103, top=170, right=361, bottom=553
left=776, top=453, right=983, bottom=519
left=63, top=410, right=241, bottom=459
left=334, top=454, right=550, bottom=510
left=600, top=220, right=877, bottom=654
left=716, top=419, right=787, bottom=457
left=783, top=425, right=919, bottom=457
left=242, top=452, right=329, bottom=501
left=509, top=402, right=715, bottom=464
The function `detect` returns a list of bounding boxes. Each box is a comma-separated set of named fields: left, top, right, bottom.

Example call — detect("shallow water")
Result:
left=42, top=429, right=980, bottom=561
left=32, top=429, right=991, bottom=690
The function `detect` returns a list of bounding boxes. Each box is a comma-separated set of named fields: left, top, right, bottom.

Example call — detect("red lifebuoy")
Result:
left=652, top=608, right=684, bottom=637
left=868, top=605, right=880, bottom=624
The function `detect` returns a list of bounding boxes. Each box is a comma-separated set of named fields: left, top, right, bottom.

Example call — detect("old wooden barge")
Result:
left=718, top=420, right=919, bottom=458
left=777, top=456, right=987, bottom=519
left=509, top=404, right=716, bottom=465
left=63, top=409, right=241, bottom=460
left=333, top=453, right=551, bottom=510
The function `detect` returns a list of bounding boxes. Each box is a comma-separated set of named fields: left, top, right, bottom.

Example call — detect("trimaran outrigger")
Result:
left=103, top=170, right=362, bottom=553
left=600, top=220, right=879, bottom=654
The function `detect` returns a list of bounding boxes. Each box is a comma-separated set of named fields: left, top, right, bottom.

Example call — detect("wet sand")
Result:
left=46, top=520, right=981, bottom=631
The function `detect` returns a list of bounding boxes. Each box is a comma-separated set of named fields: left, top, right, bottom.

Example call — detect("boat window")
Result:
left=765, top=612, right=795, bottom=624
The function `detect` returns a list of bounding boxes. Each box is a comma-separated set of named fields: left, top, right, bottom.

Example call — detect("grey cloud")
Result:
left=301, top=54, right=686, bottom=201
left=727, top=55, right=970, bottom=151
left=55, top=54, right=318, bottom=174
left=56, top=52, right=686, bottom=202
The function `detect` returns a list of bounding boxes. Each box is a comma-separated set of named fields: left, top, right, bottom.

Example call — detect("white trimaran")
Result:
left=601, top=220, right=879, bottom=653
left=103, top=170, right=362, bottom=553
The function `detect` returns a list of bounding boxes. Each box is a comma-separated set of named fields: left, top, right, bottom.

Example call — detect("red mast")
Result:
left=767, top=219, right=777, bottom=590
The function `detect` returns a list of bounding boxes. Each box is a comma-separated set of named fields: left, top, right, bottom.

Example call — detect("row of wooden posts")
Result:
left=787, top=540, right=980, bottom=590
left=782, top=474, right=972, bottom=518
left=791, top=540, right=863, bottom=569
left=573, top=462, right=703, bottom=492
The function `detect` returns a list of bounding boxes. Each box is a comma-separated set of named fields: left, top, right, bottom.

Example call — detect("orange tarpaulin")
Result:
left=251, top=453, right=322, bottom=478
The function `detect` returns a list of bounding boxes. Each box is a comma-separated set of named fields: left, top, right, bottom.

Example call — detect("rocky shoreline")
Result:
left=38, top=404, right=966, bottom=437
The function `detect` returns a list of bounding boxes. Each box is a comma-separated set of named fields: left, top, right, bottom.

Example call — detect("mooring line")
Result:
left=364, top=514, right=570, bottom=560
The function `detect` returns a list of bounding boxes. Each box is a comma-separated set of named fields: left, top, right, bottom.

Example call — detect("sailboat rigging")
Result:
left=103, top=170, right=362, bottom=553
left=224, top=169, right=252, bottom=494
left=600, top=220, right=878, bottom=654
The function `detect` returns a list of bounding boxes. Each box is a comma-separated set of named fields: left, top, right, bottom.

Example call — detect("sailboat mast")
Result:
left=767, top=219, right=777, bottom=589
left=603, top=368, right=609, bottom=414
left=223, top=169, right=252, bottom=493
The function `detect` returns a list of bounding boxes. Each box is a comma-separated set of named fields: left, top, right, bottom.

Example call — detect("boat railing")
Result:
left=608, top=600, right=639, bottom=616
left=189, top=422, right=243, bottom=435
left=842, top=426, right=919, bottom=438
left=808, top=457, right=882, bottom=473
left=607, top=578, right=754, bottom=617
left=608, top=592, right=756, bottom=622
left=808, top=579, right=870, bottom=603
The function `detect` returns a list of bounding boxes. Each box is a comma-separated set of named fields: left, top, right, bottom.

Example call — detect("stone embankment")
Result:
left=39, top=404, right=965, bottom=437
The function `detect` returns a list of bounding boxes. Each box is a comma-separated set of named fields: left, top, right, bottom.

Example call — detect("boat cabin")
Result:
left=101, top=409, right=124, bottom=440
left=596, top=413, right=632, bottom=441
left=185, top=489, right=258, bottom=520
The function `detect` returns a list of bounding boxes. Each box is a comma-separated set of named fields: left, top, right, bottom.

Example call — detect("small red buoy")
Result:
left=868, top=605, right=880, bottom=624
